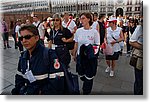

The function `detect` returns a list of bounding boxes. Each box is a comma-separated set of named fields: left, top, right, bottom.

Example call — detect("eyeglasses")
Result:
left=19, top=35, right=35, bottom=41
left=52, top=19, right=60, bottom=21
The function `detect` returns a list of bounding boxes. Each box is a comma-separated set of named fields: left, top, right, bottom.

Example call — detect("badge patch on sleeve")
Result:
left=54, top=59, right=60, bottom=69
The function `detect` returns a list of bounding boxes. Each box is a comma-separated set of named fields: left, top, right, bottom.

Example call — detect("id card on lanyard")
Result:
left=52, top=30, right=59, bottom=50
left=25, top=60, right=36, bottom=83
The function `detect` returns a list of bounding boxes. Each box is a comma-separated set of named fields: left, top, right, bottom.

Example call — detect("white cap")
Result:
left=47, top=17, right=52, bottom=21
left=107, top=17, right=117, bottom=22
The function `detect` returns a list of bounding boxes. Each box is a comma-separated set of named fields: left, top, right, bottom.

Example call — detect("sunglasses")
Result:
left=80, top=17, right=86, bottom=20
left=19, top=35, right=35, bottom=41
left=52, top=19, right=60, bottom=21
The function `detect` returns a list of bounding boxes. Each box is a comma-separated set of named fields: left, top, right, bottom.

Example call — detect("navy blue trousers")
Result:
left=134, top=67, right=143, bottom=95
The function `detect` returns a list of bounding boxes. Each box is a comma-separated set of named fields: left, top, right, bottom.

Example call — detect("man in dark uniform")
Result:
left=11, top=24, right=66, bottom=95
left=48, top=13, right=73, bottom=69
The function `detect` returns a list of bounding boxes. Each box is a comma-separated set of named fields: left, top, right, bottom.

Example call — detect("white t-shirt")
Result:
left=74, top=27, right=100, bottom=55
left=106, top=26, right=122, bottom=52
left=130, top=25, right=143, bottom=45
left=62, top=19, right=77, bottom=33
left=15, top=25, right=21, bottom=37
left=33, top=21, right=45, bottom=39
left=123, top=19, right=129, bottom=26
left=91, top=21, right=99, bottom=30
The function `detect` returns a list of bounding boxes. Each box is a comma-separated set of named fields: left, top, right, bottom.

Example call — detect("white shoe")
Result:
left=110, top=71, right=114, bottom=77
left=126, top=54, right=130, bottom=57
left=105, top=66, right=110, bottom=73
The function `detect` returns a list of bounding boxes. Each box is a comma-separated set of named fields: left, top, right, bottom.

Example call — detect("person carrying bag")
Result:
left=129, top=48, right=143, bottom=70
left=129, top=23, right=143, bottom=95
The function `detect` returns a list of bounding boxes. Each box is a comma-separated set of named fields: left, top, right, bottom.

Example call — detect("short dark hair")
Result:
left=19, top=24, right=39, bottom=36
left=93, top=12, right=98, bottom=17
left=80, top=12, right=93, bottom=26
left=99, top=14, right=105, bottom=19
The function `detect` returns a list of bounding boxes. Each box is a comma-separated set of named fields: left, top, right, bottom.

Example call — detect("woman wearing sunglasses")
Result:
left=48, top=13, right=73, bottom=69
left=12, top=24, right=66, bottom=95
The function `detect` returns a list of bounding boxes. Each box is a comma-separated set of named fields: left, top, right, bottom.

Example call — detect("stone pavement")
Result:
left=0, top=37, right=134, bottom=95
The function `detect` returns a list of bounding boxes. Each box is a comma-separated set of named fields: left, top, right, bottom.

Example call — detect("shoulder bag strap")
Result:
left=66, top=19, right=72, bottom=28
left=36, top=22, right=41, bottom=29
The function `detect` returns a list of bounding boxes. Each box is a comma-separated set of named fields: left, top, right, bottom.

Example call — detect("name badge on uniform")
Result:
left=52, top=44, right=56, bottom=50
left=25, top=70, right=36, bottom=83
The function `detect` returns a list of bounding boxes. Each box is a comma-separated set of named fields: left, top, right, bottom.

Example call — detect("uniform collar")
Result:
left=22, top=41, right=42, bottom=59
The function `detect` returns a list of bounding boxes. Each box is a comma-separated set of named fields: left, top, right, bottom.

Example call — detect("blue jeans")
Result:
left=134, top=67, right=143, bottom=95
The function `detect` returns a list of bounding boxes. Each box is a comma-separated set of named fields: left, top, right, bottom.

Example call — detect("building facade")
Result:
left=51, top=0, right=142, bottom=16
left=1, top=0, right=142, bottom=16
left=1, top=0, right=51, bottom=14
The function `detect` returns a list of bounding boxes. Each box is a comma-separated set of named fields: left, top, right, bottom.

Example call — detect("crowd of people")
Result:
left=0, top=11, right=143, bottom=95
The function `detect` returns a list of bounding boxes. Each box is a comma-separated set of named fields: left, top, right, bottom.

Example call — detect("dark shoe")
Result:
left=7, top=46, right=11, bottom=48
left=119, top=51, right=122, bottom=56
left=4, top=46, right=6, bottom=49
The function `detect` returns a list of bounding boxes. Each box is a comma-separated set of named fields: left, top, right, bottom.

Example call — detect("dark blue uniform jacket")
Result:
left=49, top=28, right=72, bottom=68
left=76, top=44, right=98, bottom=80
left=12, top=41, right=66, bottom=95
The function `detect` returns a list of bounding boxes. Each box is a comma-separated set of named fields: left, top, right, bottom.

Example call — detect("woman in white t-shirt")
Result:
left=73, top=12, right=100, bottom=94
left=104, top=17, right=124, bottom=77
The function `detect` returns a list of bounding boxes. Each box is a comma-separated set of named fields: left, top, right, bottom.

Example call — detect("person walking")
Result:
left=98, top=14, right=106, bottom=46
left=11, top=24, right=66, bottom=95
left=91, top=12, right=100, bottom=32
left=118, top=20, right=126, bottom=55
left=73, top=12, right=100, bottom=94
left=12, top=21, right=18, bottom=49
left=62, top=12, right=77, bottom=35
left=129, top=20, right=143, bottom=95
left=48, top=13, right=73, bottom=69
left=62, top=12, right=77, bottom=52
left=15, top=19, right=23, bottom=52
left=104, top=17, right=124, bottom=77
left=33, top=15, right=45, bottom=45
left=0, top=18, right=11, bottom=49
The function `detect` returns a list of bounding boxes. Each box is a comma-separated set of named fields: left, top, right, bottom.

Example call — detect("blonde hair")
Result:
left=52, top=13, right=63, bottom=31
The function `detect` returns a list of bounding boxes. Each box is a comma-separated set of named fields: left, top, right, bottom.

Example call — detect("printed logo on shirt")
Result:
left=87, top=36, right=94, bottom=40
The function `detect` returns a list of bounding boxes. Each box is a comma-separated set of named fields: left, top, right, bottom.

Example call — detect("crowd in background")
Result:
left=0, top=12, right=143, bottom=95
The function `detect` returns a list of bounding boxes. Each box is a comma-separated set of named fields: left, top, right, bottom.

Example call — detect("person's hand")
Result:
left=104, top=38, right=108, bottom=44
left=111, top=40, right=116, bottom=46
left=62, top=38, right=67, bottom=43
left=16, top=37, right=19, bottom=42
left=104, top=38, right=107, bottom=43
left=73, top=55, right=76, bottom=62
